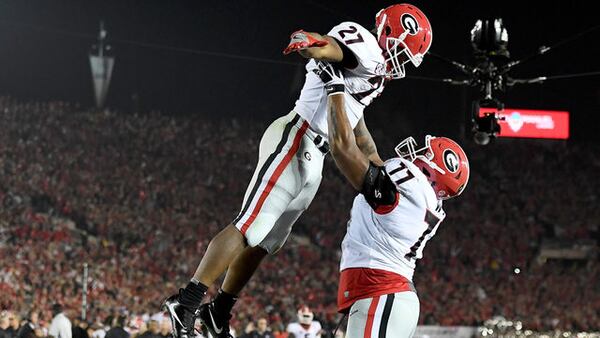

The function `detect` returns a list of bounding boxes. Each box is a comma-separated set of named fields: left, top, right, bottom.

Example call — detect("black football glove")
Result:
left=313, top=61, right=345, bottom=96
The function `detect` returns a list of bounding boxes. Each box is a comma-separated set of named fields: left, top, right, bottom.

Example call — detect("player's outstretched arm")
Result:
left=353, top=117, right=384, bottom=166
left=283, top=30, right=344, bottom=62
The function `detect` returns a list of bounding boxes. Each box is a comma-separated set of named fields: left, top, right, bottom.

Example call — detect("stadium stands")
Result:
left=0, top=96, right=597, bottom=336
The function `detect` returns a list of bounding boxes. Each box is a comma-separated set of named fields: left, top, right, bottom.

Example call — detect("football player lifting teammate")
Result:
left=313, top=35, right=469, bottom=338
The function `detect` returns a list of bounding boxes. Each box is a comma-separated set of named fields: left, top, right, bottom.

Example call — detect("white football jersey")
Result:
left=340, top=157, right=446, bottom=281
left=286, top=321, right=322, bottom=338
left=293, top=22, right=387, bottom=138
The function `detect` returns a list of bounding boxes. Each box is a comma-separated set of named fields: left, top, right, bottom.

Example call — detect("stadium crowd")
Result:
left=0, top=96, right=597, bottom=337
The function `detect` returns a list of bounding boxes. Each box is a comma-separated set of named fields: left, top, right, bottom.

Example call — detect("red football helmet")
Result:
left=297, top=305, right=314, bottom=325
left=375, top=4, right=433, bottom=79
left=395, top=135, right=469, bottom=200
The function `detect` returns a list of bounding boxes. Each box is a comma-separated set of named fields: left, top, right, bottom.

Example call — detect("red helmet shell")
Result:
left=413, top=137, right=469, bottom=199
left=375, top=4, right=433, bottom=78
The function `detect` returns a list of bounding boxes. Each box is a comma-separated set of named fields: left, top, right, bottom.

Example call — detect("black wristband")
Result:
left=326, top=84, right=345, bottom=95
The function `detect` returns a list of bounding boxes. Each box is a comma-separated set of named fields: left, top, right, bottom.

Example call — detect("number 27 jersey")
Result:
left=293, top=22, right=387, bottom=138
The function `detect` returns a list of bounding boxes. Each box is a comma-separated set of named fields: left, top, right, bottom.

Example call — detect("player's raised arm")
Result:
left=283, top=30, right=344, bottom=62
left=313, top=62, right=369, bottom=190
left=353, top=117, right=384, bottom=166
left=328, top=94, right=370, bottom=191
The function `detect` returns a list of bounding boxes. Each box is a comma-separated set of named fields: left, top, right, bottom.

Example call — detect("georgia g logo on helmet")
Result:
left=401, top=13, right=419, bottom=35
left=443, top=149, right=460, bottom=173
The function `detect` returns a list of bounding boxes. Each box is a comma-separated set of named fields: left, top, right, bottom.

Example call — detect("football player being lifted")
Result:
left=163, top=4, right=433, bottom=338
left=315, top=59, right=470, bottom=337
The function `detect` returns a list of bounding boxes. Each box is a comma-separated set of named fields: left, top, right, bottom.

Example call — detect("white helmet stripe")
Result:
left=376, top=13, right=387, bottom=40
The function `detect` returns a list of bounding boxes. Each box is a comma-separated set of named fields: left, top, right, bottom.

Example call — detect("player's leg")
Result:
left=221, top=245, right=268, bottom=295
left=192, top=224, right=247, bottom=287
left=200, top=175, right=322, bottom=332
left=214, top=169, right=323, bottom=298
left=193, top=112, right=314, bottom=337
left=344, top=297, right=372, bottom=338
left=215, top=166, right=318, bottom=306
left=380, top=291, right=420, bottom=337
left=198, top=119, right=325, bottom=338
left=204, top=186, right=319, bottom=328
left=162, top=226, right=246, bottom=338
left=345, top=292, right=419, bottom=338
left=163, top=112, right=303, bottom=338
left=193, top=245, right=268, bottom=338
left=179, top=113, right=300, bottom=290
left=251, top=133, right=325, bottom=255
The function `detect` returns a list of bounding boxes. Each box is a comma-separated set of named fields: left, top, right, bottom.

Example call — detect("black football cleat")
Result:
left=162, top=291, right=198, bottom=338
left=197, top=302, right=233, bottom=338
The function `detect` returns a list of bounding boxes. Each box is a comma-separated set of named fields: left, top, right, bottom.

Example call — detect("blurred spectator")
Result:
left=137, top=320, right=160, bottom=338
left=8, top=315, right=20, bottom=338
left=243, top=323, right=255, bottom=337
left=89, top=323, right=106, bottom=338
left=158, top=320, right=171, bottom=338
left=71, top=318, right=88, bottom=338
left=16, top=310, right=40, bottom=338
left=240, top=318, right=275, bottom=338
left=104, top=316, right=128, bottom=338
left=0, top=312, right=12, bottom=338
left=48, top=305, right=71, bottom=338
left=85, top=325, right=94, bottom=338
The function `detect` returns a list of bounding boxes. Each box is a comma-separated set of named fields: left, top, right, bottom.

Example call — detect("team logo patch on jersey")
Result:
left=304, top=152, right=312, bottom=161
left=401, top=14, right=419, bottom=35
left=375, top=63, right=386, bottom=76
left=443, top=149, right=460, bottom=173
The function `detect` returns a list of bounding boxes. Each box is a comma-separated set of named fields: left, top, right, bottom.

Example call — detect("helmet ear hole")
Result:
left=385, top=26, right=392, bottom=35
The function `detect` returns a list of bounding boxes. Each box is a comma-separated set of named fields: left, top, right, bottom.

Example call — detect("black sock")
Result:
left=212, top=288, right=238, bottom=316
left=179, top=278, right=208, bottom=309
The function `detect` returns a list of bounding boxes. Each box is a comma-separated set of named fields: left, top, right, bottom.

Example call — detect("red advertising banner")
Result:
left=479, top=107, right=570, bottom=139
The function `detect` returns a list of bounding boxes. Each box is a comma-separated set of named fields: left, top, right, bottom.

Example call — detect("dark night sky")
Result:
left=0, top=0, right=598, bottom=141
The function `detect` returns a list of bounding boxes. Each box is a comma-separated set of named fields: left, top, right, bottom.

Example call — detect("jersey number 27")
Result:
left=338, top=25, right=364, bottom=45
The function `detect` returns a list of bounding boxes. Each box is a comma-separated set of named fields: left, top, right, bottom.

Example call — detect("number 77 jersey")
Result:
left=293, top=21, right=387, bottom=138
left=340, top=157, right=446, bottom=282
